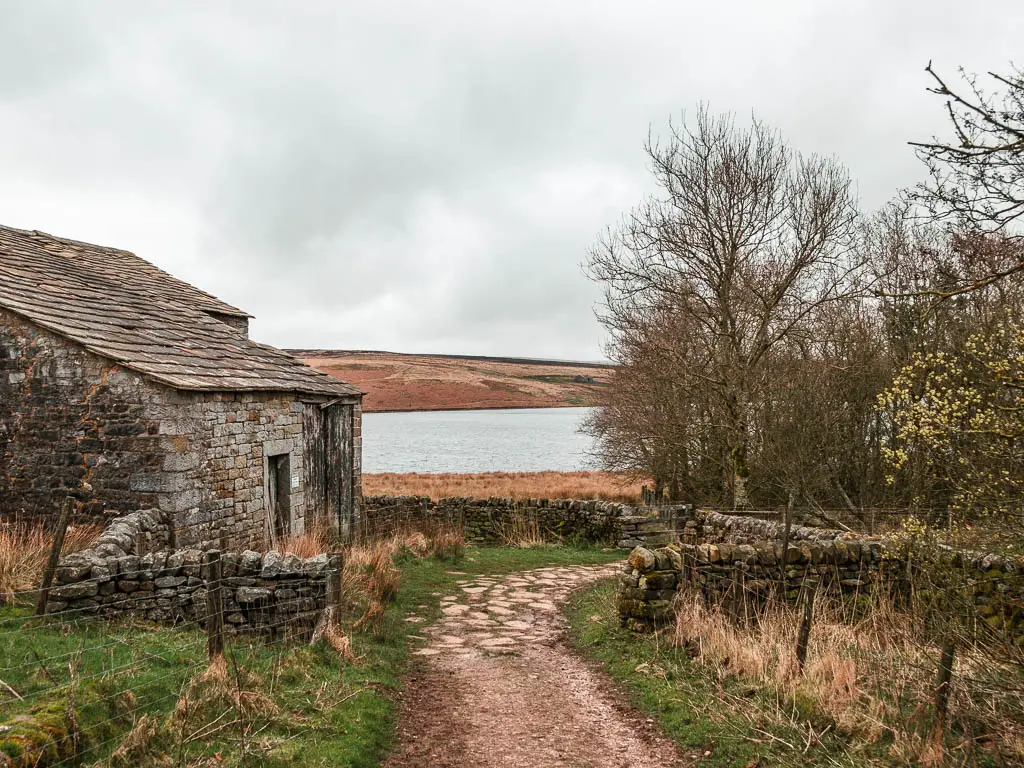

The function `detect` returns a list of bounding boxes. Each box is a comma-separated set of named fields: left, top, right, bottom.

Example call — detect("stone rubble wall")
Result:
left=362, top=495, right=674, bottom=548
left=49, top=516, right=332, bottom=637
left=73, top=508, right=172, bottom=558
left=1, top=308, right=168, bottom=523
left=682, top=510, right=861, bottom=546
left=616, top=545, right=682, bottom=631
left=678, top=538, right=883, bottom=605
left=617, top=513, right=1024, bottom=638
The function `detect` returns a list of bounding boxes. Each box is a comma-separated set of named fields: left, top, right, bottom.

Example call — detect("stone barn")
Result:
left=0, top=225, right=363, bottom=549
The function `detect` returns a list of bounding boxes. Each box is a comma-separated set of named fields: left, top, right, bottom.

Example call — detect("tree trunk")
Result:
left=732, top=444, right=750, bottom=509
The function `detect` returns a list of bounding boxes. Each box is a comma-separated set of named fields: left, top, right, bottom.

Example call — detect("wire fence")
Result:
left=667, top=544, right=1024, bottom=765
left=0, top=548, right=348, bottom=767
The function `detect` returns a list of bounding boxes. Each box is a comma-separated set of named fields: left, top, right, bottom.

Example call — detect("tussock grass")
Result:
left=174, top=655, right=281, bottom=726
left=0, top=519, right=101, bottom=605
left=341, top=526, right=466, bottom=633
left=363, top=470, right=645, bottom=503
left=494, top=511, right=551, bottom=549
left=273, top=525, right=333, bottom=559
left=672, top=590, right=1024, bottom=765
left=569, top=578, right=1024, bottom=766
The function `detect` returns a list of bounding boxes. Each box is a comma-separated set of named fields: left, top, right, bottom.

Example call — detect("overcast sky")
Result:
left=0, top=2, right=1020, bottom=359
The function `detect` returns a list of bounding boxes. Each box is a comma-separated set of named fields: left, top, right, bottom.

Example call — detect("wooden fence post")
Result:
left=778, top=492, right=794, bottom=593
left=730, top=569, right=742, bottom=623
left=795, top=580, right=817, bottom=672
left=205, top=551, right=224, bottom=661
left=933, top=636, right=956, bottom=739
left=35, top=497, right=75, bottom=616
left=327, top=552, right=344, bottom=628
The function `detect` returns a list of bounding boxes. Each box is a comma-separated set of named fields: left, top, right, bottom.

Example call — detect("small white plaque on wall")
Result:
left=291, top=474, right=299, bottom=489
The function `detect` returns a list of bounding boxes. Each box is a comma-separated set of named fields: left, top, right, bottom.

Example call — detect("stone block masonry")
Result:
left=48, top=510, right=332, bottom=637
left=1, top=307, right=361, bottom=551
left=0, top=308, right=166, bottom=524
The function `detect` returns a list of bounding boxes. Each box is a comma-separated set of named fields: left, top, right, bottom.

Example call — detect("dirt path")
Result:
left=383, top=564, right=689, bottom=768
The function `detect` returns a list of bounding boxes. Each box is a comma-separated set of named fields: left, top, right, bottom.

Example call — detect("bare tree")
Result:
left=912, top=62, right=1024, bottom=236
left=588, top=108, right=860, bottom=508
left=585, top=297, right=724, bottom=504
left=756, top=300, right=891, bottom=518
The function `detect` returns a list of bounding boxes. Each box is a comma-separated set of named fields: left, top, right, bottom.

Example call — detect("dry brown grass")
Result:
left=0, top=519, right=102, bottom=604
left=342, top=526, right=465, bottom=632
left=673, top=590, right=1024, bottom=764
left=321, top=621, right=357, bottom=661
left=363, top=471, right=645, bottom=503
left=171, top=655, right=280, bottom=749
left=273, top=525, right=333, bottom=559
left=493, top=512, right=550, bottom=549
left=429, top=526, right=466, bottom=561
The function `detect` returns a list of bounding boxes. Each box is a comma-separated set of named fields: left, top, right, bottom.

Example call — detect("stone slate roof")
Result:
left=0, top=225, right=361, bottom=397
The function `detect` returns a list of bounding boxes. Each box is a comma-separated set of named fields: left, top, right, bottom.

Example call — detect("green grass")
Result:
left=565, top=579, right=889, bottom=768
left=0, top=544, right=620, bottom=767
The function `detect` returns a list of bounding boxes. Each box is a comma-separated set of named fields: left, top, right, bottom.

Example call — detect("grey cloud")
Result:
left=0, top=1, right=1021, bottom=358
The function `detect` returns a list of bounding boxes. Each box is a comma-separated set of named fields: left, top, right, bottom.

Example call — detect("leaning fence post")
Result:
left=35, top=497, right=76, bottom=616
left=327, top=551, right=344, bottom=627
left=205, top=550, right=224, bottom=661
left=795, top=580, right=817, bottom=672
left=933, top=636, right=956, bottom=739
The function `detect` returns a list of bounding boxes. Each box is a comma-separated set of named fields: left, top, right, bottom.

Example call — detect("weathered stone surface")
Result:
left=236, top=587, right=272, bottom=604
left=51, top=581, right=99, bottom=600
left=49, top=541, right=331, bottom=638
left=363, top=496, right=682, bottom=550
left=237, top=550, right=262, bottom=575
left=616, top=509, right=1024, bottom=641
left=628, top=547, right=657, bottom=571
left=261, top=551, right=283, bottom=578
left=303, top=553, right=330, bottom=574
left=154, top=576, right=187, bottom=589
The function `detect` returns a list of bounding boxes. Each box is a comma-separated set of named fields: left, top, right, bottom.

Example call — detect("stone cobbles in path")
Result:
left=412, top=564, right=619, bottom=657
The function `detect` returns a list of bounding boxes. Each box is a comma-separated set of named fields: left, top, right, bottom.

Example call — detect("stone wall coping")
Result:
left=67, top=508, right=170, bottom=560
left=56, top=545, right=334, bottom=588
left=361, top=494, right=637, bottom=514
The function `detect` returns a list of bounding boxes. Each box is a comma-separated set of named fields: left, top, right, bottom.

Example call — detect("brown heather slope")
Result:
left=291, top=350, right=613, bottom=412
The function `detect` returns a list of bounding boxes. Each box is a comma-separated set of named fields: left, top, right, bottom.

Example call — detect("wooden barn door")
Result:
left=303, top=403, right=354, bottom=538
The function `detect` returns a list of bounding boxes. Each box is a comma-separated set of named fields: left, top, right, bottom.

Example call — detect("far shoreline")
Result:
left=363, top=403, right=595, bottom=415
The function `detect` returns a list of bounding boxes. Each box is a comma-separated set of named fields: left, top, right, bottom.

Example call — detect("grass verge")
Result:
left=567, top=579, right=1023, bottom=767
left=1, top=542, right=620, bottom=767
left=567, top=579, right=894, bottom=768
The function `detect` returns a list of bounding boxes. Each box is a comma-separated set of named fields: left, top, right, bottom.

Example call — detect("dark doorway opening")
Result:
left=268, top=453, right=291, bottom=540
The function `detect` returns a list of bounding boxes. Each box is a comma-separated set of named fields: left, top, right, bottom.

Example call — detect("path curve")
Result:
left=384, top=563, right=688, bottom=767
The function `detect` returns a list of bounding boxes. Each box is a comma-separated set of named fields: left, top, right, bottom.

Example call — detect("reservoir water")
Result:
left=361, top=407, right=597, bottom=473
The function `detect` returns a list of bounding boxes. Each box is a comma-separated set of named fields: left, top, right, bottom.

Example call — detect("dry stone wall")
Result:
left=617, top=511, right=1024, bottom=639
left=616, top=545, right=682, bottom=630
left=362, top=495, right=676, bottom=548
left=49, top=510, right=331, bottom=637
